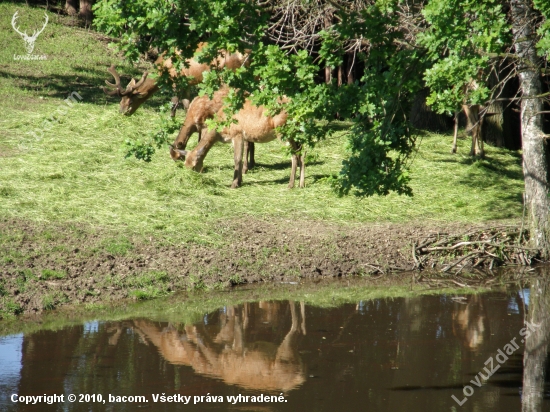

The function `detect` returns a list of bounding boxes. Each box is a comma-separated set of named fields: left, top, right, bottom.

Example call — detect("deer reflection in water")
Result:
left=111, top=301, right=306, bottom=392
left=452, top=295, right=489, bottom=351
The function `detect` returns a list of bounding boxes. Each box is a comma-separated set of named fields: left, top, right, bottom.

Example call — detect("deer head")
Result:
left=103, top=66, right=159, bottom=115
left=12, top=11, right=48, bottom=55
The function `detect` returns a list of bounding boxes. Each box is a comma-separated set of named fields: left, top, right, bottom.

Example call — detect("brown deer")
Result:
left=451, top=77, right=486, bottom=157
left=170, top=89, right=305, bottom=188
left=104, top=43, right=250, bottom=117
left=169, top=87, right=257, bottom=173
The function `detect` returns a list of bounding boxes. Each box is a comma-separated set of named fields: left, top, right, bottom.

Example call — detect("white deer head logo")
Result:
left=11, top=11, right=48, bottom=55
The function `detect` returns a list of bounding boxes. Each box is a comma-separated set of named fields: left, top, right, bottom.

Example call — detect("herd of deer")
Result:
left=104, top=44, right=306, bottom=189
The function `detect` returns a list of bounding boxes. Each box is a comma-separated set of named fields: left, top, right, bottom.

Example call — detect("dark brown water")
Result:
left=1, top=288, right=549, bottom=411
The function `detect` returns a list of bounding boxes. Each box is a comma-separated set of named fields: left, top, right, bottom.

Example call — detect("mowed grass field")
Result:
left=0, top=3, right=525, bottom=246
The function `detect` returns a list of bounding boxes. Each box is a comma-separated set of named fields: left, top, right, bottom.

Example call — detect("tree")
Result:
left=513, top=0, right=550, bottom=256
left=65, top=0, right=78, bottom=16
left=79, top=0, right=94, bottom=26
left=420, top=0, right=550, bottom=255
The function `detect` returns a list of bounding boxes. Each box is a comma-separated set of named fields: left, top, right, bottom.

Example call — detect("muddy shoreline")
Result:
left=0, top=217, right=528, bottom=317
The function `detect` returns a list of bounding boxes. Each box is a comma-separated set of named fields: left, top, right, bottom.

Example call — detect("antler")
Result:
left=131, top=71, right=149, bottom=92
left=104, top=65, right=124, bottom=96
left=11, top=11, right=27, bottom=38
left=104, top=66, right=149, bottom=96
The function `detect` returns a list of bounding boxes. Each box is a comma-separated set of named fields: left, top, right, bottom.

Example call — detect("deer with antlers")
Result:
left=11, top=11, right=48, bottom=55
left=103, top=43, right=249, bottom=117
left=170, top=88, right=305, bottom=188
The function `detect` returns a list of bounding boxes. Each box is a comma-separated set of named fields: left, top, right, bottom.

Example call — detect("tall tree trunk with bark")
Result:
left=79, top=0, right=94, bottom=26
left=483, top=102, right=505, bottom=147
left=483, top=71, right=506, bottom=147
left=511, top=0, right=550, bottom=257
left=65, top=0, right=78, bottom=16
left=324, top=9, right=333, bottom=84
left=410, top=88, right=453, bottom=132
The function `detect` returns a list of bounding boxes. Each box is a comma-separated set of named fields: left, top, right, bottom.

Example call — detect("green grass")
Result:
left=0, top=3, right=525, bottom=247
left=40, top=269, right=66, bottom=280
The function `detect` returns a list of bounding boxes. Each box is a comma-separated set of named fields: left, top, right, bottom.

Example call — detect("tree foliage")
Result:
left=94, top=0, right=422, bottom=197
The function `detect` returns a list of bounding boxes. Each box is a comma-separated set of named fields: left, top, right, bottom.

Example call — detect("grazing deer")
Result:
left=169, top=87, right=256, bottom=173
left=170, top=89, right=305, bottom=188
left=11, top=11, right=48, bottom=55
left=104, top=43, right=249, bottom=117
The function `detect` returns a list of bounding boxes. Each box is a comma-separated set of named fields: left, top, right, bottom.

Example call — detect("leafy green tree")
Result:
left=416, top=0, right=550, bottom=256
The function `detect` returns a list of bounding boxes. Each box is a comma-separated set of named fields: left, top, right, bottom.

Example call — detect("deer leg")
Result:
left=231, top=138, right=244, bottom=189
left=288, top=141, right=299, bottom=189
left=478, top=116, right=485, bottom=158
left=289, top=153, right=298, bottom=189
left=248, top=142, right=255, bottom=169
left=451, top=111, right=459, bottom=154
left=170, top=96, right=179, bottom=118
left=243, top=141, right=250, bottom=174
left=274, top=301, right=302, bottom=365
left=300, top=301, right=306, bottom=335
left=299, top=151, right=306, bottom=188
left=197, top=126, right=206, bottom=144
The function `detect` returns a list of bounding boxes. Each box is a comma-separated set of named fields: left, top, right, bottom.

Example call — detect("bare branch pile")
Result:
left=413, top=226, right=536, bottom=274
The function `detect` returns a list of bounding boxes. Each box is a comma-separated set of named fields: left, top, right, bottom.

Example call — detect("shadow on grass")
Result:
left=214, top=160, right=326, bottom=172
left=0, top=66, right=170, bottom=110
left=241, top=173, right=332, bottom=187
left=435, top=153, right=523, bottom=182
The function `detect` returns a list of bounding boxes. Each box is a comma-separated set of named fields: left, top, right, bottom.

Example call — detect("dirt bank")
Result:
left=0, top=217, right=528, bottom=317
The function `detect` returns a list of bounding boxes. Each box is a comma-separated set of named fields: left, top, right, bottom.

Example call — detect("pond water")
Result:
left=1, top=283, right=549, bottom=411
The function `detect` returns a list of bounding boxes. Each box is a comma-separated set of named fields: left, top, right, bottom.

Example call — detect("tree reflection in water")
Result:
left=522, top=278, right=550, bottom=412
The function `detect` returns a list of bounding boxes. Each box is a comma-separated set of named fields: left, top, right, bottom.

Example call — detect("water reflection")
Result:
left=521, top=279, right=550, bottom=412
left=452, top=295, right=489, bottom=351
left=127, top=301, right=306, bottom=391
left=1, top=290, right=549, bottom=411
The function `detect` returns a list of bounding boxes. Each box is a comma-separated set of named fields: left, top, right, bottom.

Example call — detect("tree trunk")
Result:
left=324, top=10, right=333, bottom=84
left=511, top=0, right=550, bottom=257
left=410, top=88, right=453, bottom=132
left=79, top=0, right=94, bottom=26
left=65, top=0, right=78, bottom=16
left=482, top=101, right=505, bottom=147
left=483, top=70, right=506, bottom=147
left=337, top=64, right=343, bottom=87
